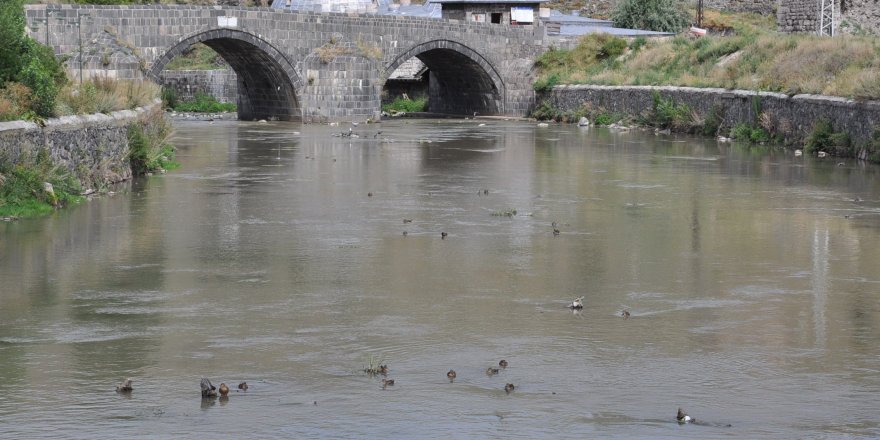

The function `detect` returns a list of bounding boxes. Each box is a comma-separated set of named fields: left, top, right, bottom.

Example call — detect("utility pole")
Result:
left=695, top=0, right=704, bottom=28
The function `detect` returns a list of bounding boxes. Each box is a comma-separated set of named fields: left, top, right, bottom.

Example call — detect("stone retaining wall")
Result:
left=0, top=102, right=160, bottom=190
left=705, top=0, right=776, bottom=15
left=541, top=85, right=879, bottom=157
left=160, top=70, right=238, bottom=103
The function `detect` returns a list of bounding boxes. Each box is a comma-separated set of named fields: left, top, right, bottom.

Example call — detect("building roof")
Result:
left=428, top=0, right=549, bottom=4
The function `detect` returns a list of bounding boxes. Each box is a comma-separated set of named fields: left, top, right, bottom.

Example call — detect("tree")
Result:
left=0, top=0, right=28, bottom=84
left=611, top=0, right=691, bottom=33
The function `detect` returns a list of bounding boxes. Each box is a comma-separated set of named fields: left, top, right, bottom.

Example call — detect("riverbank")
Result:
left=535, top=85, right=880, bottom=163
left=0, top=101, right=174, bottom=219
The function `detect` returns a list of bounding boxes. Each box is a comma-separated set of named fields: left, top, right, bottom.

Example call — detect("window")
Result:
left=490, top=13, right=502, bottom=24
left=472, top=13, right=486, bottom=23
left=510, top=6, right=533, bottom=24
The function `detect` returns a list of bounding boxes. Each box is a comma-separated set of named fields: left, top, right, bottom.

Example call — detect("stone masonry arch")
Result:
left=149, top=29, right=302, bottom=121
left=386, top=40, right=505, bottom=115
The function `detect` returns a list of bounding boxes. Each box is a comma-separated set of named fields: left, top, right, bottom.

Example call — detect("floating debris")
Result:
left=568, top=296, right=584, bottom=310
left=441, top=232, right=448, bottom=239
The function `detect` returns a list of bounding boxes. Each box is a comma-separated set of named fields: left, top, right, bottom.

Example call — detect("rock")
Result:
left=577, top=117, right=590, bottom=127
left=43, top=182, right=54, bottom=195
left=201, top=378, right=218, bottom=398
left=537, top=122, right=549, bottom=128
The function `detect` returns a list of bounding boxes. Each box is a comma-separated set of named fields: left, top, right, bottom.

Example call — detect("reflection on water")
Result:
left=1, top=119, right=879, bottom=438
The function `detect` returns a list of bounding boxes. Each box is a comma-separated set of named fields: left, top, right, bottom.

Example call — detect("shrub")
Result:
left=0, top=148, right=82, bottom=218
left=649, top=91, right=692, bottom=129
left=0, top=0, right=27, bottom=84
left=805, top=119, right=851, bottom=156
left=173, top=92, right=236, bottom=113
left=701, top=105, right=723, bottom=136
left=593, top=112, right=616, bottom=126
left=730, top=123, right=771, bottom=143
left=599, top=37, right=627, bottom=60
left=382, top=96, right=428, bottom=113
left=612, top=0, right=691, bottom=33
left=531, top=100, right=560, bottom=121
left=0, top=83, right=33, bottom=121
left=533, top=73, right=560, bottom=92
left=161, top=87, right=178, bottom=109
left=19, top=57, right=59, bottom=117
left=129, top=108, right=177, bottom=175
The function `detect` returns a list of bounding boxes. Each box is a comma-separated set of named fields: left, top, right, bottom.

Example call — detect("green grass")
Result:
left=129, top=108, right=178, bottom=175
left=0, top=149, right=83, bottom=219
left=164, top=43, right=226, bottom=71
left=173, top=93, right=236, bottom=113
left=532, top=10, right=880, bottom=101
left=382, top=96, right=427, bottom=113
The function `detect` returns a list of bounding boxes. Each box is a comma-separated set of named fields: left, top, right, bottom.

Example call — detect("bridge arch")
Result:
left=149, top=29, right=302, bottom=121
left=385, top=40, right=505, bottom=116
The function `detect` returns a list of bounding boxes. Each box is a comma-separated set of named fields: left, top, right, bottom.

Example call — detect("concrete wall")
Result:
left=540, top=85, right=879, bottom=159
left=0, top=103, right=159, bottom=191
left=160, top=70, right=238, bottom=103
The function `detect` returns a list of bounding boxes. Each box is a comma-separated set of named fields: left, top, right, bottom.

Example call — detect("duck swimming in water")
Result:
left=486, top=367, right=500, bottom=376
left=378, top=365, right=389, bottom=376
left=504, top=383, right=515, bottom=394
left=116, top=378, right=133, bottom=393
left=238, top=382, right=248, bottom=391
left=568, top=296, right=584, bottom=310
left=381, top=379, right=395, bottom=389
left=620, top=310, right=631, bottom=319
left=499, top=360, right=508, bottom=369
left=447, top=370, right=456, bottom=382
left=219, top=383, right=230, bottom=397
left=677, top=408, right=694, bottom=424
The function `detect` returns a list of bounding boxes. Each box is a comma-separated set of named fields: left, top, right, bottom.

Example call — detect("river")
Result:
left=1, top=119, right=879, bottom=438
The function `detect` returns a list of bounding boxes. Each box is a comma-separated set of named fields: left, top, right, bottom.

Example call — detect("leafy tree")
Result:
left=0, top=0, right=28, bottom=84
left=611, top=0, right=691, bottom=33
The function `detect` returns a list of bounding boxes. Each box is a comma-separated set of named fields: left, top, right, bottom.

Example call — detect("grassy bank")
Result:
left=535, top=12, right=880, bottom=100
left=382, top=96, right=428, bottom=113
left=0, top=148, right=83, bottom=219
left=163, top=89, right=236, bottom=113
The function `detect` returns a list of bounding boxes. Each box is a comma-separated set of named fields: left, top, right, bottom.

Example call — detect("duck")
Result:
left=504, top=383, right=515, bottom=394
left=403, top=231, right=408, bottom=236
left=116, top=378, right=133, bottom=393
left=498, top=360, right=508, bottom=369
left=200, top=378, right=218, bottom=398
left=568, top=296, right=584, bottom=310
left=486, top=367, right=500, bottom=376
left=441, top=232, right=448, bottom=239
left=378, top=365, right=389, bottom=376
left=620, top=310, right=631, bottom=319
left=219, top=383, right=230, bottom=397
left=447, top=370, right=457, bottom=381
left=368, top=192, right=373, bottom=197
left=237, top=382, right=248, bottom=391
left=553, top=228, right=560, bottom=236
left=403, top=218, right=413, bottom=223
left=381, top=379, right=395, bottom=388
left=677, top=407, right=694, bottom=424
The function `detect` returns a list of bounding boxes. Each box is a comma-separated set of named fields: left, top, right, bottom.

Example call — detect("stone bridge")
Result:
left=25, top=4, right=546, bottom=122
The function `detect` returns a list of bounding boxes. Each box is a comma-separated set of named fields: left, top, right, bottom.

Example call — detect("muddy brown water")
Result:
left=1, top=119, right=879, bottom=438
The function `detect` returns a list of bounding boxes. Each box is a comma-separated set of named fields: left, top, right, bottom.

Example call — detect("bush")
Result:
left=593, top=112, right=617, bottom=126
left=173, top=92, right=236, bottom=113
left=0, top=148, right=82, bottom=218
left=129, top=108, right=177, bottom=175
left=612, top=0, right=691, bottom=33
left=599, top=37, right=628, bottom=60
left=533, top=73, right=560, bottom=92
left=0, top=83, right=33, bottom=121
left=382, top=96, right=427, bottom=113
left=19, top=57, right=59, bottom=117
left=531, top=100, right=560, bottom=121
left=730, top=123, right=770, bottom=143
left=805, top=119, right=851, bottom=156
left=648, top=91, right=692, bottom=129
left=0, top=0, right=27, bottom=84
left=161, top=87, right=178, bottom=109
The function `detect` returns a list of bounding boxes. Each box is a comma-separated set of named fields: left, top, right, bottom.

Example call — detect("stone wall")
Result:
left=840, top=0, right=880, bottom=34
left=160, top=70, right=238, bottom=103
left=540, top=85, right=879, bottom=157
left=0, top=103, right=159, bottom=191
left=777, top=0, right=821, bottom=33
left=704, top=0, right=776, bottom=15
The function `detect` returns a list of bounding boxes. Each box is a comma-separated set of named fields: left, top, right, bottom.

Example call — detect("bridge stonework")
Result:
left=25, top=4, right=544, bottom=122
